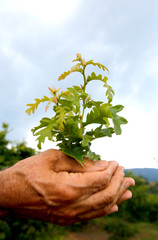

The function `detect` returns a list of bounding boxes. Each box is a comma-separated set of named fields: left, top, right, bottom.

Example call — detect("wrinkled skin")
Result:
left=0, top=149, right=135, bottom=225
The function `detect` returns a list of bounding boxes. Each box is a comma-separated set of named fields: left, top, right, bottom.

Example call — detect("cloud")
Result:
left=0, top=0, right=158, bottom=168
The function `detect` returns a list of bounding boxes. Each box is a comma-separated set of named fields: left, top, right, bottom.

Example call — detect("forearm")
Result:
left=0, top=170, right=9, bottom=218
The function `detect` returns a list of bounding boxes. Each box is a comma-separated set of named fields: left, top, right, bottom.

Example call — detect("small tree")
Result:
left=26, top=54, right=127, bottom=164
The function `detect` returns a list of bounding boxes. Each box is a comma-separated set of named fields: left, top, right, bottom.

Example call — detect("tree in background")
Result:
left=0, top=123, right=36, bottom=169
left=0, top=123, right=63, bottom=240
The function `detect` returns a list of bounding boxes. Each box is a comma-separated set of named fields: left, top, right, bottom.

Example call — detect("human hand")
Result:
left=0, top=149, right=135, bottom=225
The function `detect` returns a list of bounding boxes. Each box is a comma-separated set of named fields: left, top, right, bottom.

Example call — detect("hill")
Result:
left=125, top=168, right=158, bottom=182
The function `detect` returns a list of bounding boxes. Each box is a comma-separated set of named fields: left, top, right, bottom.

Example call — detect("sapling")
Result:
left=26, top=53, right=127, bottom=165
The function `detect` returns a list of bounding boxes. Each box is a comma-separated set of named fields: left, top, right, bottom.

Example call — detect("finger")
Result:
left=78, top=190, right=133, bottom=222
left=62, top=161, right=119, bottom=198
left=50, top=149, right=109, bottom=172
left=77, top=176, right=134, bottom=219
left=113, top=177, right=135, bottom=205
left=105, top=204, right=118, bottom=215
left=117, top=190, right=133, bottom=205
left=77, top=180, right=132, bottom=221
left=78, top=204, right=118, bottom=222
left=82, top=166, right=124, bottom=210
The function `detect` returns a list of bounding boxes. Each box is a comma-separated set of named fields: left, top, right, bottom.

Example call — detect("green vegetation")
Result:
left=103, top=217, right=139, bottom=239
left=0, top=124, right=158, bottom=240
left=26, top=54, right=127, bottom=164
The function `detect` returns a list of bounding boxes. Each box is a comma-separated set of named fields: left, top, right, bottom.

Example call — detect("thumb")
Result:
left=49, top=149, right=108, bottom=172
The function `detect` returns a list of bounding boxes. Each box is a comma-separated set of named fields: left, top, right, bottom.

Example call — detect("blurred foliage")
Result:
left=0, top=123, right=158, bottom=240
left=103, top=217, right=138, bottom=240
left=0, top=123, right=36, bottom=170
left=0, top=123, right=67, bottom=240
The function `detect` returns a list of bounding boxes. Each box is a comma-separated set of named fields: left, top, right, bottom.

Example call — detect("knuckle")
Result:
left=98, top=173, right=110, bottom=188
left=44, top=149, right=56, bottom=155
left=63, top=187, right=79, bottom=201
left=104, top=175, right=110, bottom=185
left=106, top=190, right=116, bottom=204
left=63, top=207, right=79, bottom=219
left=69, top=209, right=78, bottom=218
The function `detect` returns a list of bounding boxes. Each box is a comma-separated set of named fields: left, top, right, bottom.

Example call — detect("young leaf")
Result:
left=113, top=115, right=128, bottom=135
left=25, top=96, right=50, bottom=115
left=61, top=87, right=80, bottom=114
left=64, top=117, right=82, bottom=140
left=110, top=105, right=124, bottom=114
left=84, top=150, right=101, bottom=161
left=84, top=107, right=107, bottom=126
left=83, top=103, right=112, bottom=127
left=58, top=141, right=86, bottom=165
left=58, top=70, right=71, bottom=81
left=55, top=106, right=66, bottom=131
left=105, top=84, right=115, bottom=103
left=34, top=123, right=53, bottom=149
left=31, top=117, right=53, bottom=135
left=86, top=60, right=109, bottom=72
left=86, top=126, right=114, bottom=139
left=87, top=72, right=108, bottom=84
left=82, top=134, right=93, bottom=147
left=58, top=63, right=83, bottom=81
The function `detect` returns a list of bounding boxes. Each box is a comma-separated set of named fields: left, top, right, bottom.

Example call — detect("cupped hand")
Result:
left=0, top=149, right=135, bottom=225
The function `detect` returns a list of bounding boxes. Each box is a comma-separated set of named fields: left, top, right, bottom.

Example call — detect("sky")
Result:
left=0, top=0, right=158, bottom=168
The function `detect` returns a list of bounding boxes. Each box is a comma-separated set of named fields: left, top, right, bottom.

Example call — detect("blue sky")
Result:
left=0, top=0, right=158, bottom=168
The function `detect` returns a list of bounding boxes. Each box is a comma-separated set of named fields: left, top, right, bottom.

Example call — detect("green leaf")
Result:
left=58, top=70, right=71, bottom=80
left=84, top=103, right=112, bottom=126
left=84, top=150, right=101, bottom=160
left=25, top=96, right=50, bottom=115
left=55, top=106, right=66, bottom=131
left=34, top=123, right=53, bottom=149
left=110, top=104, right=127, bottom=134
left=64, top=117, right=82, bottom=139
left=31, top=117, right=52, bottom=135
left=84, top=107, right=106, bottom=126
left=82, top=134, right=93, bottom=147
left=119, top=116, right=128, bottom=124
left=58, top=99, right=74, bottom=112
left=61, top=87, right=80, bottom=113
left=87, top=72, right=108, bottom=84
left=73, top=85, right=82, bottom=93
left=113, top=115, right=128, bottom=135
left=58, top=63, right=83, bottom=81
left=86, top=60, right=109, bottom=72
left=86, top=100, right=103, bottom=109
left=100, top=103, right=113, bottom=118
left=110, top=105, right=124, bottom=115
left=80, top=92, right=89, bottom=101
left=86, top=125, right=114, bottom=139
left=58, top=141, right=87, bottom=165
left=104, top=84, right=115, bottom=103
left=94, top=126, right=114, bottom=138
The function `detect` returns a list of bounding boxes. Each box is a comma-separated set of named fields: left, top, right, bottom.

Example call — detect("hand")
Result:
left=0, top=149, right=135, bottom=225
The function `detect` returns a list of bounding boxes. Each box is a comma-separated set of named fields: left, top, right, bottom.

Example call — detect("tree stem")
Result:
left=80, top=67, right=86, bottom=129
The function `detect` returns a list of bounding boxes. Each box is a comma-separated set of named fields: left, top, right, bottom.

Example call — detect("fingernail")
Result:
left=114, top=205, right=119, bottom=212
left=109, top=160, right=119, bottom=167
left=131, top=179, right=135, bottom=186
left=129, top=191, right=133, bottom=199
left=94, top=160, right=107, bottom=168
left=126, top=179, right=135, bottom=188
